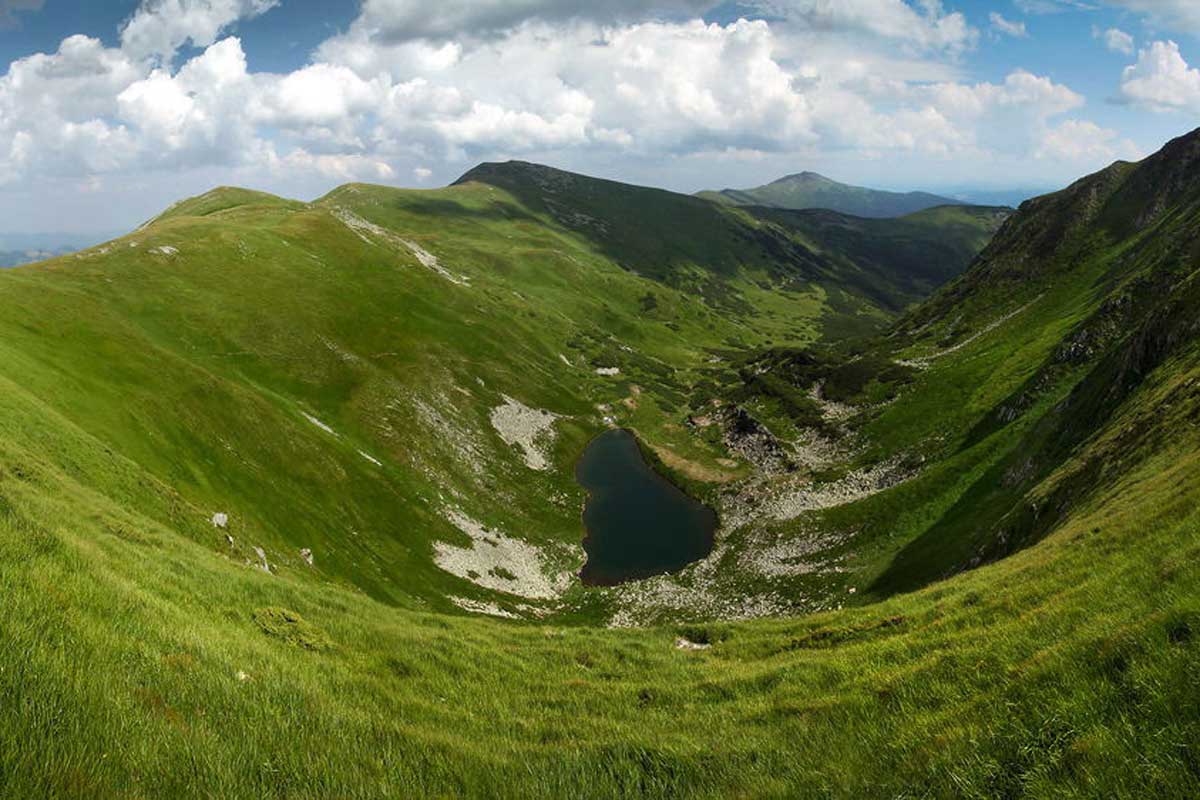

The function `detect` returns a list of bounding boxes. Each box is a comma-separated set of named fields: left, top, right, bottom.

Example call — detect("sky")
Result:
left=0, top=0, right=1197, bottom=234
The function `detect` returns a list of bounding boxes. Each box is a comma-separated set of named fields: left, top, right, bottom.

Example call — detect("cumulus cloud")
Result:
left=989, top=13, right=1028, bottom=38
left=1096, top=26, right=1133, bottom=55
left=1036, top=119, right=1141, bottom=162
left=120, top=0, right=279, bottom=61
left=1118, top=40, right=1200, bottom=111
left=0, top=0, right=1126, bottom=199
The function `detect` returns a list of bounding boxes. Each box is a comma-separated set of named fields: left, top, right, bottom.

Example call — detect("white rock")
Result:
left=433, top=509, right=574, bottom=600
left=303, top=413, right=337, bottom=436
left=489, top=396, right=560, bottom=471
left=675, top=637, right=712, bottom=651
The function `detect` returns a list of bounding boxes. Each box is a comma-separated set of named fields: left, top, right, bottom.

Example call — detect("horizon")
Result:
left=0, top=0, right=1197, bottom=235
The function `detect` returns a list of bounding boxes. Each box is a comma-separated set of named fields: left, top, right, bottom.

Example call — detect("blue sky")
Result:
left=0, top=0, right=1197, bottom=234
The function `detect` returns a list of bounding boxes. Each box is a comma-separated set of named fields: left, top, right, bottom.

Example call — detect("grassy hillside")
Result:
left=0, top=167, right=998, bottom=623
left=456, top=161, right=1000, bottom=315
left=698, top=171, right=962, bottom=217
left=0, top=133, right=1199, bottom=798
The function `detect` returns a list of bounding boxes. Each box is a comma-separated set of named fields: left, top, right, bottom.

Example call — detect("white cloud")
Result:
left=1018, top=1, right=1200, bottom=37
left=1106, top=1, right=1200, bottom=37
left=265, top=149, right=396, bottom=182
left=990, top=13, right=1028, bottom=38
left=1118, top=40, right=1200, bottom=112
left=925, top=70, right=1083, bottom=119
left=120, top=0, right=279, bottom=61
left=1096, top=26, right=1134, bottom=55
left=1014, top=0, right=1095, bottom=13
left=117, top=37, right=258, bottom=167
left=345, top=0, right=723, bottom=43
left=1036, top=119, right=1141, bottom=162
left=0, top=0, right=1129, bottom=211
left=754, top=0, right=978, bottom=55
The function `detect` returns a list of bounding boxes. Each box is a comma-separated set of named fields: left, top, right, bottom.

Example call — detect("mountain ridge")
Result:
left=698, top=170, right=964, bottom=217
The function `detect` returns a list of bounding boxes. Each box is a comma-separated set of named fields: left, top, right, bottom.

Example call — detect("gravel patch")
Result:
left=740, top=527, right=850, bottom=578
left=762, top=459, right=914, bottom=522
left=433, top=509, right=571, bottom=600
left=489, top=395, right=560, bottom=471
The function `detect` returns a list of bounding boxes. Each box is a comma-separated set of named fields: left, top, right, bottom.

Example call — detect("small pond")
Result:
left=576, top=428, right=717, bottom=586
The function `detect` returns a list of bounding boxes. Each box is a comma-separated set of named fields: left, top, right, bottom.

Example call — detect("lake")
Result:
left=576, top=428, right=717, bottom=586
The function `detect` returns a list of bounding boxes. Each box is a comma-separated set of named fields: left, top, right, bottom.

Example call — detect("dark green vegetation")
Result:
left=698, top=170, right=963, bottom=217
left=1, top=132, right=1199, bottom=798
left=577, top=429, right=717, bottom=586
left=459, top=161, right=1005, bottom=317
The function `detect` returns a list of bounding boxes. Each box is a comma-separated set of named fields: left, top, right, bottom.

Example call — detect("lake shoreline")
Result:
left=575, top=427, right=718, bottom=587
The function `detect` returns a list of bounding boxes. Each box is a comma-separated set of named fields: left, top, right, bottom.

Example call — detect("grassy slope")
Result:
left=1, top=388, right=1196, bottom=798
left=1, top=140, right=1199, bottom=797
left=0, top=170, right=995, bottom=621
left=457, top=161, right=1001, bottom=316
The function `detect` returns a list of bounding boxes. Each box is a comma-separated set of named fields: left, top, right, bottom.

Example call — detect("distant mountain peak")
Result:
left=454, top=160, right=578, bottom=187
left=770, top=171, right=833, bottom=184
left=699, top=172, right=961, bottom=218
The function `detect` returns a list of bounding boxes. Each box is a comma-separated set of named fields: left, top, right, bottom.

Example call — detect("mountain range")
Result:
left=698, top=171, right=963, bottom=217
left=1, top=130, right=1199, bottom=797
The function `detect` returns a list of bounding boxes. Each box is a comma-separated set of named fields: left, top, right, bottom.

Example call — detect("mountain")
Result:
left=0, top=231, right=118, bottom=266
left=0, top=137, right=1198, bottom=798
left=0, top=246, right=78, bottom=268
left=457, top=160, right=1007, bottom=319
left=698, top=170, right=962, bottom=217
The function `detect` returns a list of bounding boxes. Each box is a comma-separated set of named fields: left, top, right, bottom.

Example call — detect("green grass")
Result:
left=0, top=419, right=1196, bottom=797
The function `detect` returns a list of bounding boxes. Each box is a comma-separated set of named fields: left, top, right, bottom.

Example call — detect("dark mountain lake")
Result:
left=576, top=428, right=717, bottom=586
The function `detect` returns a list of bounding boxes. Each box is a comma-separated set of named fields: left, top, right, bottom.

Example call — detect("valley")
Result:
left=1, top=131, right=1199, bottom=797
